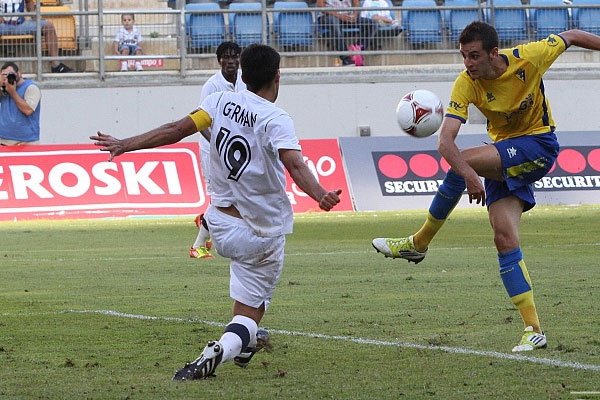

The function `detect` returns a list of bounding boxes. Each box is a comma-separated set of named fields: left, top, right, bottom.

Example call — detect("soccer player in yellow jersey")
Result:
left=373, top=21, right=600, bottom=351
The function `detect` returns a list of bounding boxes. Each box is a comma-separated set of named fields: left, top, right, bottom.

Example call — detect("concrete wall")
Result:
left=38, top=63, right=600, bottom=144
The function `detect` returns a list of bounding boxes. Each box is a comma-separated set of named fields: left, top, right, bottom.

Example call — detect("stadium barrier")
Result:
left=3, top=0, right=600, bottom=78
left=1, top=132, right=599, bottom=220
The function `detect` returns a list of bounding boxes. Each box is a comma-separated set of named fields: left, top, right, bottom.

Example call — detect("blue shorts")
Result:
left=118, top=44, right=141, bottom=54
left=0, top=20, right=47, bottom=35
left=485, top=132, right=559, bottom=212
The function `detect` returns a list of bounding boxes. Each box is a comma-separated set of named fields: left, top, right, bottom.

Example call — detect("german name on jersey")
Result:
left=190, top=90, right=301, bottom=237
left=446, top=34, right=568, bottom=143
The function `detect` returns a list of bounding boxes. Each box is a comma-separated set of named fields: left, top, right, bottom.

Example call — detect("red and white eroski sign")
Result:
left=0, top=143, right=207, bottom=220
left=286, top=139, right=353, bottom=213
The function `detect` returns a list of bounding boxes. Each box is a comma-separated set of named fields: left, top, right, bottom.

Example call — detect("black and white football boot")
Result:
left=233, top=328, right=270, bottom=368
left=173, top=340, right=224, bottom=381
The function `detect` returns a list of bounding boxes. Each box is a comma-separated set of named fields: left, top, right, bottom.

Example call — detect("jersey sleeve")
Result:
left=517, top=34, right=567, bottom=74
left=266, top=114, right=301, bottom=155
left=445, top=73, right=473, bottom=123
left=114, top=29, right=122, bottom=43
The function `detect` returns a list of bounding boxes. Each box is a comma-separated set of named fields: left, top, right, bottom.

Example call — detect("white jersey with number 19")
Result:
left=200, top=89, right=301, bottom=237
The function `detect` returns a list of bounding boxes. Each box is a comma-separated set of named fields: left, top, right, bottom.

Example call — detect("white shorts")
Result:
left=205, top=205, right=285, bottom=310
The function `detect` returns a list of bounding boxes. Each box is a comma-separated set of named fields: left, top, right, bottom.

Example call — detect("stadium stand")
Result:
left=445, top=0, right=480, bottom=41
left=402, top=0, right=443, bottom=46
left=529, top=0, right=569, bottom=40
left=40, top=6, right=77, bottom=51
left=186, top=2, right=227, bottom=50
left=573, top=0, right=600, bottom=35
left=273, top=1, right=314, bottom=47
left=487, top=0, right=528, bottom=42
left=228, top=2, right=269, bottom=46
left=373, top=0, right=402, bottom=41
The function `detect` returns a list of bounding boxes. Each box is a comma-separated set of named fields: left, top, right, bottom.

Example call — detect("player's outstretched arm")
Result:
left=279, top=148, right=342, bottom=211
left=560, top=30, right=600, bottom=51
left=90, top=115, right=198, bottom=161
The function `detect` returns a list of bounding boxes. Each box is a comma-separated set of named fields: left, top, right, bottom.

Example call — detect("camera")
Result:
left=7, top=72, right=17, bottom=85
left=2, top=72, right=17, bottom=95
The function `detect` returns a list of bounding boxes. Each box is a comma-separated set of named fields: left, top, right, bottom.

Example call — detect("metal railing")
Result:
left=1, top=0, right=598, bottom=81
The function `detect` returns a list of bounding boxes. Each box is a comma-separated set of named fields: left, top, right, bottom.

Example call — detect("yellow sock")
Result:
left=413, top=213, right=445, bottom=252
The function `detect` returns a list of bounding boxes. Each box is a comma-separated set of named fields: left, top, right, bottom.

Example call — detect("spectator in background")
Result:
left=360, top=0, right=399, bottom=28
left=0, top=62, right=41, bottom=145
left=317, top=0, right=377, bottom=66
left=360, top=0, right=401, bottom=49
left=114, top=13, right=144, bottom=72
left=0, top=0, right=73, bottom=73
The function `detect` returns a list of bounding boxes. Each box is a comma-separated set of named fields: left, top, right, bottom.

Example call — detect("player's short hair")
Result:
left=121, top=13, right=135, bottom=20
left=1, top=61, right=19, bottom=73
left=459, top=21, right=499, bottom=53
left=240, top=44, right=280, bottom=92
left=216, top=41, right=241, bottom=62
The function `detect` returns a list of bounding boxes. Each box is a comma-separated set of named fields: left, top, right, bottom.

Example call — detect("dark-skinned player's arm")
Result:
left=90, top=108, right=211, bottom=161
left=279, top=148, right=342, bottom=211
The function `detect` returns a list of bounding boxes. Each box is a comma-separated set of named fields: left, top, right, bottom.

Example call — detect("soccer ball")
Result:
left=396, top=90, right=444, bottom=137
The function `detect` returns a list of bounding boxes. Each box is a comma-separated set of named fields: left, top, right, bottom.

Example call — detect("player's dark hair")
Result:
left=459, top=21, right=499, bottom=53
left=1, top=61, right=19, bottom=73
left=240, top=44, right=280, bottom=92
left=216, top=41, right=241, bottom=62
left=121, top=13, right=135, bottom=20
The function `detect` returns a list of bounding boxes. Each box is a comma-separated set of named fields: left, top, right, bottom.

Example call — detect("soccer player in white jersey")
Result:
left=190, top=41, right=246, bottom=260
left=372, top=22, right=600, bottom=352
left=90, top=44, right=342, bottom=380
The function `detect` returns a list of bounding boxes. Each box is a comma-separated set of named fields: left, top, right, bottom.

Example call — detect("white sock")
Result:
left=192, top=225, right=211, bottom=248
left=218, top=315, right=258, bottom=364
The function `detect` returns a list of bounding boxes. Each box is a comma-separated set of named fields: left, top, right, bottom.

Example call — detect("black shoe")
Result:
left=233, top=328, right=270, bottom=368
left=340, top=56, right=355, bottom=66
left=51, top=63, right=73, bottom=73
left=173, top=341, right=223, bottom=381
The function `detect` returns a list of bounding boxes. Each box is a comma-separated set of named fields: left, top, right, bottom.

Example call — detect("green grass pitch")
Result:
left=1, top=206, right=599, bottom=399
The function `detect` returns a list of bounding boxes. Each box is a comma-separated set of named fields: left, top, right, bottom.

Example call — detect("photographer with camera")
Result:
left=0, top=62, right=41, bottom=145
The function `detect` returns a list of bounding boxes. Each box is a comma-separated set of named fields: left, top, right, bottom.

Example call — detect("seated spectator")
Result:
left=0, top=0, right=73, bottom=73
left=317, top=0, right=377, bottom=66
left=114, top=13, right=144, bottom=72
left=360, top=0, right=401, bottom=48
left=360, top=0, right=399, bottom=28
left=0, top=62, right=41, bottom=145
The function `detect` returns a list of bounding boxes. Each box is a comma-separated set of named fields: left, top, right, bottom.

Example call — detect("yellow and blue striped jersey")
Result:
left=446, top=34, right=568, bottom=142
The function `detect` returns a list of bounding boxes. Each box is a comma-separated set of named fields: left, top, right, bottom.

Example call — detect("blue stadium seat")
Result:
left=403, top=0, right=443, bottom=45
left=186, top=3, right=226, bottom=50
left=487, top=0, right=527, bottom=42
left=229, top=2, right=269, bottom=46
left=574, top=0, right=600, bottom=35
left=445, top=0, right=480, bottom=41
left=529, top=0, right=569, bottom=40
left=273, top=1, right=314, bottom=46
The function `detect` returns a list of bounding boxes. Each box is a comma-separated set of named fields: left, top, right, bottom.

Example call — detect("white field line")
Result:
left=4, top=309, right=600, bottom=372
left=9, top=242, right=600, bottom=262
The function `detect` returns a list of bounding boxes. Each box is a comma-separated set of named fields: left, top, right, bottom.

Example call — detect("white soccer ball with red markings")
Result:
left=396, top=90, right=444, bottom=138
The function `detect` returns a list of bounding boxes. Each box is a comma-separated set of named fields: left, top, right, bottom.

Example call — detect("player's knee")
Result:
left=493, top=230, right=519, bottom=253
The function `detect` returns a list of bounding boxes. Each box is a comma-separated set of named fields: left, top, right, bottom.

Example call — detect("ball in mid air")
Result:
left=396, top=90, right=444, bottom=138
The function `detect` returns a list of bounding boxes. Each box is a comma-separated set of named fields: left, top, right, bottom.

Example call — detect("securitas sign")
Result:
left=373, top=150, right=448, bottom=196
left=534, top=147, right=600, bottom=191
left=374, top=146, right=600, bottom=196
left=0, top=144, right=206, bottom=220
